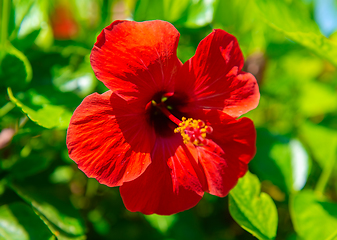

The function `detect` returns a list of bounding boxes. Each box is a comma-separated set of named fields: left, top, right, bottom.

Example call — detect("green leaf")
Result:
left=8, top=87, right=80, bottom=129
left=15, top=0, right=53, bottom=49
left=253, top=0, right=337, bottom=67
left=9, top=183, right=86, bottom=239
left=134, top=0, right=189, bottom=23
left=9, top=153, right=53, bottom=179
left=299, top=81, right=337, bottom=117
left=0, top=202, right=55, bottom=240
left=34, top=212, right=86, bottom=240
left=183, top=0, right=217, bottom=28
left=250, top=130, right=309, bottom=194
left=144, top=214, right=177, bottom=234
left=133, top=0, right=163, bottom=21
left=133, top=0, right=217, bottom=27
left=52, top=61, right=97, bottom=98
left=0, top=45, right=32, bottom=88
left=291, top=190, right=337, bottom=240
left=299, top=122, right=337, bottom=169
left=229, top=171, right=278, bottom=240
left=12, top=28, right=41, bottom=51
left=10, top=0, right=35, bottom=38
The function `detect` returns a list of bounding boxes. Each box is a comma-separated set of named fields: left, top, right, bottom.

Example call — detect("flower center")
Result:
left=174, top=117, right=213, bottom=146
left=148, top=93, right=213, bottom=146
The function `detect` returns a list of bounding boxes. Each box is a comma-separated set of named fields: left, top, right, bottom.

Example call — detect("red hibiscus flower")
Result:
left=66, top=20, right=260, bottom=215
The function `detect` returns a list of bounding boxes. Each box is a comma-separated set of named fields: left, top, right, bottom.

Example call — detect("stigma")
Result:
left=174, top=117, right=213, bottom=146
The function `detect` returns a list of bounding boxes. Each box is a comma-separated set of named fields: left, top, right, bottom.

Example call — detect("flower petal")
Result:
left=194, top=110, right=256, bottom=197
left=208, top=110, right=256, bottom=165
left=66, top=91, right=155, bottom=187
left=90, top=20, right=182, bottom=102
left=164, top=135, right=205, bottom=196
left=175, top=29, right=259, bottom=118
left=197, top=141, right=245, bottom=197
left=119, top=136, right=203, bottom=215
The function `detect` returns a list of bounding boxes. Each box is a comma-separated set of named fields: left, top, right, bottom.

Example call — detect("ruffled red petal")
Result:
left=119, top=136, right=203, bottom=215
left=66, top=91, right=155, bottom=187
left=175, top=29, right=259, bottom=118
left=192, top=110, right=256, bottom=197
left=90, top=20, right=182, bottom=103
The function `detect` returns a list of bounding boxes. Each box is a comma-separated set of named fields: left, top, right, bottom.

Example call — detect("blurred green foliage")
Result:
left=1, top=0, right=337, bottom=239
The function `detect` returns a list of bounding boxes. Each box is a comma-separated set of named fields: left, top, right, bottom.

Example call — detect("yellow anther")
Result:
left=174, top=117, right=213, bottom=146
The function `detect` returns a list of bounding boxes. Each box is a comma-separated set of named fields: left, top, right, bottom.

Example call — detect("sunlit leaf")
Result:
left=299, top=81, right=337, bottom=117
left=144, top=214, right=177, bottom=234
left=17, top=0, right=53, bottom=49
left=9, top=183, right=86, bottom=238
left=35, top=212, right=86, bottom=240
left=8, top=87, right=80, bottom=129
left=184, top=0, right=217, bottom=28
left=52, top=61, right=97, bottom=98
left=133, top=0, right=217, bottom=27
left=9, top=0, right=39, bottom=51
left=291, top=190, right=337, bottom=240
left=229, top=171, right=278, bottom=240
left=299, top=121, right=337, bottom=170
left=133, top=0, right=187, bottom=22
left=214, top=0, right=254, bottom=29
left=11, top=0, right=35, bottom=31
left=278, top=52, right=324, bottom=81
left=0, top=202, right=55, bottom=240
left=254, top=0, right=337, bottom=67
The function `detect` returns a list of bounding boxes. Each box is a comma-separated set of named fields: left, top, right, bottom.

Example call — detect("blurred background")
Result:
left=1, top=0, right=337, bottom=239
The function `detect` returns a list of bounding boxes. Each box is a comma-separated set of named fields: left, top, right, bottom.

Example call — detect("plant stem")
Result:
left=0, top=0, right=9, bottom=61
left=0, top=101, right=15, bottom=118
